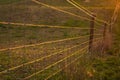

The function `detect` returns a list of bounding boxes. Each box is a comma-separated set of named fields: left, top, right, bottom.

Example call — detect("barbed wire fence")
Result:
left=0, top=0, right=120, bottom=80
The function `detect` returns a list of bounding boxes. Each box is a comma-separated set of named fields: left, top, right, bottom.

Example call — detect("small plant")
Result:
left=0, top=24, right=6, bottom=28
left=28, top=35, right=37, bottom=40
left=63, top=31, right=70, bottom=38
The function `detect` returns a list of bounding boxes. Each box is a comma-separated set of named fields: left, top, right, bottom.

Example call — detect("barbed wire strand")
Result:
left=31, top=0, right=103, bottom=26
left=0, top=34, right=102, bottom=52
left=110, top=2, right=120, bottom=25
left=67, top=0, right=110, bottom=25
left=0, top=39, right=88, bottom=74
left=23, top=45, right=89, bottom=80
left=23, top=37, right=102, bottom=80
left=67, top=0, right=93, bottom=17
left=70, top=0, right=93, bottom=14
left=0, top=37, right=102, bottom=75
left=0, top=21, right=100, bottom=30
left=45, top=39, right=100, bottom=80
left=45, top=50, right=88, bottom=80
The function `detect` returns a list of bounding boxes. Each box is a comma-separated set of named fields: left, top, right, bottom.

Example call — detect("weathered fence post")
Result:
left=103, top=23, right=108, bottom=52
left=103, top=23, right=107, bottom=39
left=103, top=21, right=113, bottom=51
left=89, top=14, right=95, bottom=52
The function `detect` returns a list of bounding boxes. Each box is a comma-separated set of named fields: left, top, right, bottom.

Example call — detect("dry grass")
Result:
left=0, top=0, right=119, bottom=80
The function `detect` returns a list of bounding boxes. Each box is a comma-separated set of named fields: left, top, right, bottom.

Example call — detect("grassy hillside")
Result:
left=0, top=24, right=92, bottom=49
left=0, top=0, right=120, bottom=80
left=77, top=0, right=116, bottom=7
left=0, top=0, right=24, bottom=4
left=0, top=0, right=114, bottom=26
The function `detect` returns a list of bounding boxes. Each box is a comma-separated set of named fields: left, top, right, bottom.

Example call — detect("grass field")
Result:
left=0, top=0, right=24, bottom=4
left=0, top=0, right=120, bottom=80
left=0, top=24, right=102, bottom=80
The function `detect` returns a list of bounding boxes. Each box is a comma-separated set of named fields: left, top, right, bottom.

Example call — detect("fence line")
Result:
left=45, top=50, right=88, bottom=80
left=0, top=34, right=102, bottom=52
left=0, top=37, right=102, bottom=75
left=44, top=38, right=100, bottom=80
left=0, top=39, right=88, bottom=74
left=67, top=0, right=109, bottom=25
left=67, top=0, right=94, bottom=17
left=23, top=37, right=102, bottom=80
left=31, top=0, right=90, bottom=21
left=0, top=0, right=117, bottom=80
left=110, top=2, right=120, bottom=26
left=101, top=1, right=120, bottom=50
left=0, top=35, right=89, bottom=52
left=0, top=21, right=100, bottom=30
left=69, top=0, right=93, bottom=14
left=23, top=45, right=89, bottom=80
left=32, top=0, right=103, bottom=26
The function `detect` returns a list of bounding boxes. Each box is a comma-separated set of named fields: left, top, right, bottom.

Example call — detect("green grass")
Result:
left=91, top=56, right=120, bottom=80
left=83, top=14, right=120, bottom=80
left=0, top=0, right=120, bottom=80
left=63, top=19, right=89, bottom=27
left=0, top=24, right=90, bottom=49
left=0, top=0, right=22, bottom=4
left=76, top=0, right=117, bottom=7
left=36, top=0, right=71, bottom=6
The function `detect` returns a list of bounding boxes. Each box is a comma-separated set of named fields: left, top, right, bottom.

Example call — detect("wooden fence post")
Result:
left=89, top=14, right=95, bottom=52
left=103, top=23, right=107, bottom=39
left=103, top=22, right=113, bottom=51
left=103, top=23, right=108, bottom=51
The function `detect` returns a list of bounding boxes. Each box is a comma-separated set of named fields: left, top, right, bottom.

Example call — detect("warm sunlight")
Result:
left=0, top=0, right=120, bottom=80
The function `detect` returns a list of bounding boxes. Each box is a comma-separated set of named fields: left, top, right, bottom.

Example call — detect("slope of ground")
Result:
left=0, top=0, right=115, bottom=26
left=0, top=0, right=119, bottom=80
